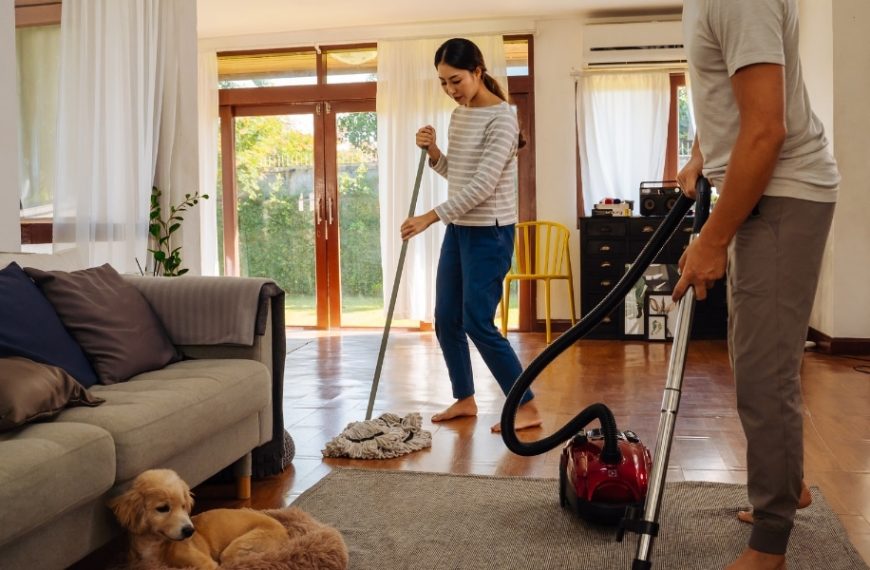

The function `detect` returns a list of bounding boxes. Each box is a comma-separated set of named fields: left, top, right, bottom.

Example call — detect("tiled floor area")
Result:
left=73, top=329, right=870, bottom=568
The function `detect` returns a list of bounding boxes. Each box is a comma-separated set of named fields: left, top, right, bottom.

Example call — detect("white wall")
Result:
left=533, top=17, right=585, bottom=320
left=799, top=0, right=836, bottom=335
left=801, top=0, right=870, bottom=339
left=829, top=0, right=870, bottom=339
left=0, top=0, right=21, bottom=252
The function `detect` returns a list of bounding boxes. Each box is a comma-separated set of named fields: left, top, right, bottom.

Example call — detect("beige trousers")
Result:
left=727, top=195, right=835, bottom=554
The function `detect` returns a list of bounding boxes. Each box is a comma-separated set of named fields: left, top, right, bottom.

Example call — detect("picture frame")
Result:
left=644, top=290, right=676, bottom=340
left=646, top=314, right=668, bottom=341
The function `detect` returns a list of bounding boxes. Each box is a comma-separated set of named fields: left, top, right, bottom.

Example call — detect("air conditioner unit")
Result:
left=583, top=21, right=685, bottom=69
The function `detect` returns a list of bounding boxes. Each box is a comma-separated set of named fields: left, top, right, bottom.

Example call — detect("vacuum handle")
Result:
left=692, top=176, right=712, bottom=234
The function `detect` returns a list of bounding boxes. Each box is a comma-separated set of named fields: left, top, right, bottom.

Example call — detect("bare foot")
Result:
left=431, top=396, right=478, bottom=423
left=491, top=399, right=543, bottom=433
left=737, top=482, right=812, bottom=524
left=725, top=548, right=786, bottom=569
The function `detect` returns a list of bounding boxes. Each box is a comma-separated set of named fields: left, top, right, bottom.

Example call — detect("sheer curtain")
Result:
left=376, top=36, right=506, bottom=320
left=577, top=72, right=671, bottom=214
left=54, top=0, right=199, bottom=273
left=197, top=49, right=220, bottom=276
left=16, top=25, right=60, bottom=215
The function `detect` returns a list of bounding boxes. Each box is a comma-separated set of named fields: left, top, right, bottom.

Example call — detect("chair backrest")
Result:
left=510, top=221, right=572, bottom=278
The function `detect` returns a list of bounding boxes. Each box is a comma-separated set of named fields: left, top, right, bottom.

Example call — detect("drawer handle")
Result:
left=600, top=261, right=612, bottom=269
left=682, top=226, right=693, bottom=233
left=602, top=316, right=612, bottom=324
left=600, top=280, right=612, bottom=287
left=642, top=225, right=655, bottom=233
left=599, top=245, right=611, bottom=252
left=599, top=226, right=612, bottom=233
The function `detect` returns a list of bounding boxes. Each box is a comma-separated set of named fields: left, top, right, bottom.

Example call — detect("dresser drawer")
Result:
left=583, top=218, right=627, bottom=238
left=585, top=239, right=625, bottom=256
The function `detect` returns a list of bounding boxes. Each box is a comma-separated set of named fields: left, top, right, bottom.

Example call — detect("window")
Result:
left=325, top=47, right=377, bottom=84
left=218, top=49, right=319, bottom=88
left=504, top=37, right=529, bottom=77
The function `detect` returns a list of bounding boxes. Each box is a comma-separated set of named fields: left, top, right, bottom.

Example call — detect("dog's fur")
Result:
left=109, top=469, right=348, bottom=570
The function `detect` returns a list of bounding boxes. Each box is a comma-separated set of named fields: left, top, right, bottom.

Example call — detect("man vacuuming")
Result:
left=673, top=1, right=839, bottom=568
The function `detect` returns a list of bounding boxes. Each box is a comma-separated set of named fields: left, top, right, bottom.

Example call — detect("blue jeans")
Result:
left=434, top=224, right=533, bottom=404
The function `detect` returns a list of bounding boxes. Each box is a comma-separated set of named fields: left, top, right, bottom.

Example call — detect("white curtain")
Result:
left=54, top=0, right=199, bottom=274
left=577, top=73, right=670, bottom=215
left=16, top=25, right=60, bottom=214
left=376, top=36, right=506, bottom=320
left=197, top=50, right=220, bottom=276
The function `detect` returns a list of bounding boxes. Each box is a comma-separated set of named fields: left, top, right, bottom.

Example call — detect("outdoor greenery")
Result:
left=232, top=112, right=381, bottom=300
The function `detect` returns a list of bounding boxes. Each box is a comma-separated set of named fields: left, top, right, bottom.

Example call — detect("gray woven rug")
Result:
left=292, top=468, right=868, bottom=570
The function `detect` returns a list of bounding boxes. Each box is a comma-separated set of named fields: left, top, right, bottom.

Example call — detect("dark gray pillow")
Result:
left=24, top=264, right=180, bottom=384
left=0, top=357, right=104, bottom=432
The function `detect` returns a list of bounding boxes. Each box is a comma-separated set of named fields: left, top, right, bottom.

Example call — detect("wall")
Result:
left=801, top=0, right=870, bottom=340
left=0, top=0, right=21, bottom=252
left=532, top=17, right=585, bottom=320
left=799, top=0, right=836, bottom=335
left=830, top=0, right=870, bottom=339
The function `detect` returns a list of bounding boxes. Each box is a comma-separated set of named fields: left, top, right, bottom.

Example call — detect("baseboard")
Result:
left=808, top=327, right=870, bottom=355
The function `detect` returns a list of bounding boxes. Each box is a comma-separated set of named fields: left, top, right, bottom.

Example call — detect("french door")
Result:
left=220, top=100, right=381, bottom=329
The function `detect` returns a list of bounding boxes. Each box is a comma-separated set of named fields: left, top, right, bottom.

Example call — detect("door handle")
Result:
left=316, top=195, right=324, bottom=225
left=327, top=196, right=335, bottom=225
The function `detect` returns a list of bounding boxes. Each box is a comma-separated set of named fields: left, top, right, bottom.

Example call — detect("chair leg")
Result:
left=545, top=280, right=552, bottom=343
left=233, top=453, right=252, bottom=500
left=500, top=280, right=510, bottom=337
left=567, top=273, right=577, bottom=326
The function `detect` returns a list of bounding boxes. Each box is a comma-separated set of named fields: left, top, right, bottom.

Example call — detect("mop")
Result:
left=322, top=149, right=432, bottom=460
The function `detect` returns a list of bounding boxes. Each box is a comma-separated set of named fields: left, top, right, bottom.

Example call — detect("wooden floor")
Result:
left=73, top=330, right=870, bottom=568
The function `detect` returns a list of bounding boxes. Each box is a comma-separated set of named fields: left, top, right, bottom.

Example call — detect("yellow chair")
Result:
left=500, top=221, right=577, bottom=343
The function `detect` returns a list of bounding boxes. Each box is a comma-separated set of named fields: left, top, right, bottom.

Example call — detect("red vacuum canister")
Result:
left=559, top=428, right=652, bottom=526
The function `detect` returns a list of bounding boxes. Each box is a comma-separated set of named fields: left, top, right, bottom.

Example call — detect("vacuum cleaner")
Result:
left=501, top=177, right=712, bottom=569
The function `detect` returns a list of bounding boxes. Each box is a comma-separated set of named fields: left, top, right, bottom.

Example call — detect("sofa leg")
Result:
left=233, top=453, right=253, bottom=500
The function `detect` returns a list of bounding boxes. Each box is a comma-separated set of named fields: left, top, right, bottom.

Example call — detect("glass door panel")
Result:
left=234, top=113, right=318, bottom=327
left=335, top=111, right=383, bottom=327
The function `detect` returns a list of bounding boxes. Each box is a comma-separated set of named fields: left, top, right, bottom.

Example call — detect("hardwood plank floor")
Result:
left=72, top=330, right=870, bottom=568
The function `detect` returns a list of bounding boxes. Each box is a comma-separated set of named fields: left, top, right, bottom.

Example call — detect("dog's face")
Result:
left=109, top=469, right=196, bottom=541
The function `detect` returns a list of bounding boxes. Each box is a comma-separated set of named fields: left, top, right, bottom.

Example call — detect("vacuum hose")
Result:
left=501, top=182, right=708, bottom=457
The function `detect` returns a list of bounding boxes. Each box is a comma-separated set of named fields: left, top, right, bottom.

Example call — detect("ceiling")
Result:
left=197, top=0, right=682, bottom=39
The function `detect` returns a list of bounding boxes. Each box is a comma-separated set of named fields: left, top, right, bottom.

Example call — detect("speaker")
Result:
left=639, top=181, right=681, bottom=217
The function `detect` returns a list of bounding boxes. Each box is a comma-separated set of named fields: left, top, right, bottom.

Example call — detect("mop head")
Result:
left=322, top=412, right=432, bottom=459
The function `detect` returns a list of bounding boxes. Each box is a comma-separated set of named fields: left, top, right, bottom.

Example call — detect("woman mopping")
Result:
left=400, top=38, right=541, bottom=433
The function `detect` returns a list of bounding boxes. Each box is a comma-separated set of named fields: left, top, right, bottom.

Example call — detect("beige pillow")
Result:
left=24, top=264, right=180, bottom=384
left=0, top=357, right=104, bottom=432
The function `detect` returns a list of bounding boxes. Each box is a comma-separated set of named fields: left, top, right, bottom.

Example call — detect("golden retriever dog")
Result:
left=109, top=469, right=297, bottom=569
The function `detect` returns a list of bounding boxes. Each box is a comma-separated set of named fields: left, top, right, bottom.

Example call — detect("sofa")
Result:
left=0, top=250, right=289, bottom=570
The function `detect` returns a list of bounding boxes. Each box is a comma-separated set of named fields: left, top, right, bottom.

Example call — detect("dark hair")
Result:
left=434, top=38, right=526, bottom=149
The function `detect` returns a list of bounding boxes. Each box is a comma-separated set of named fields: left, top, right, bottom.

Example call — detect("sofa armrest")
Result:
left=124, top=275, right=278, bottom=346
left=125, top=275, right=290, bottom=477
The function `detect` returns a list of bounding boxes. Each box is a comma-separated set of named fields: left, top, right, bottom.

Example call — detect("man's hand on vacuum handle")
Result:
left=676, top=136, right=703, bottom=199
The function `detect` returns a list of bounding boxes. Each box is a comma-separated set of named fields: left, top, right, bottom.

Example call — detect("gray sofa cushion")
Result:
left=57, top=359, right=271, bottom=481
left=0, top=422, right=115, bottom=545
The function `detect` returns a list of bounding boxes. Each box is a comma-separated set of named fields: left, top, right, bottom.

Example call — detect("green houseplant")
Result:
left=147, top=186, right=208, bottom=276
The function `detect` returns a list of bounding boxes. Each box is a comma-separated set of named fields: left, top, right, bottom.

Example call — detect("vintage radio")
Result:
left=639, top=181, right=682, bottom=217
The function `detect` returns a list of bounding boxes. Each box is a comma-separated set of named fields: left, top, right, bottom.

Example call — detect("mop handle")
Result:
left=365, top=148, right=428, bottom=421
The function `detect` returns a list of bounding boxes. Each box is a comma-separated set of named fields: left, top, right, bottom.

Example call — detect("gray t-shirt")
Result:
left=683, top=0, right=839, bottom=202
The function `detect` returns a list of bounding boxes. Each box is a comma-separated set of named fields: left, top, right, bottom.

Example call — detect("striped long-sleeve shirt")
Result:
left=431, top=101, right=519, bottom=226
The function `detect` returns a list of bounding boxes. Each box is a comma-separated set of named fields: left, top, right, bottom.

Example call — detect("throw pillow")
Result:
left=24, top=264, right=180, bottom=384
left=0, top=357, right=104, bottom=433
left=0, top=262, right=99, bottom=387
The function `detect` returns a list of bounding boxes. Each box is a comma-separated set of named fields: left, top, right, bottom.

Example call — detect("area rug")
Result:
left=292, top=468, right=868, bottom=570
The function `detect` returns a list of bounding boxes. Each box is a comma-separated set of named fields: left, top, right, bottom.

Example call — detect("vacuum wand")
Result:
left=365, top=148, right=428, bottom=421
left=629, top=176, right=712, bottom=569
